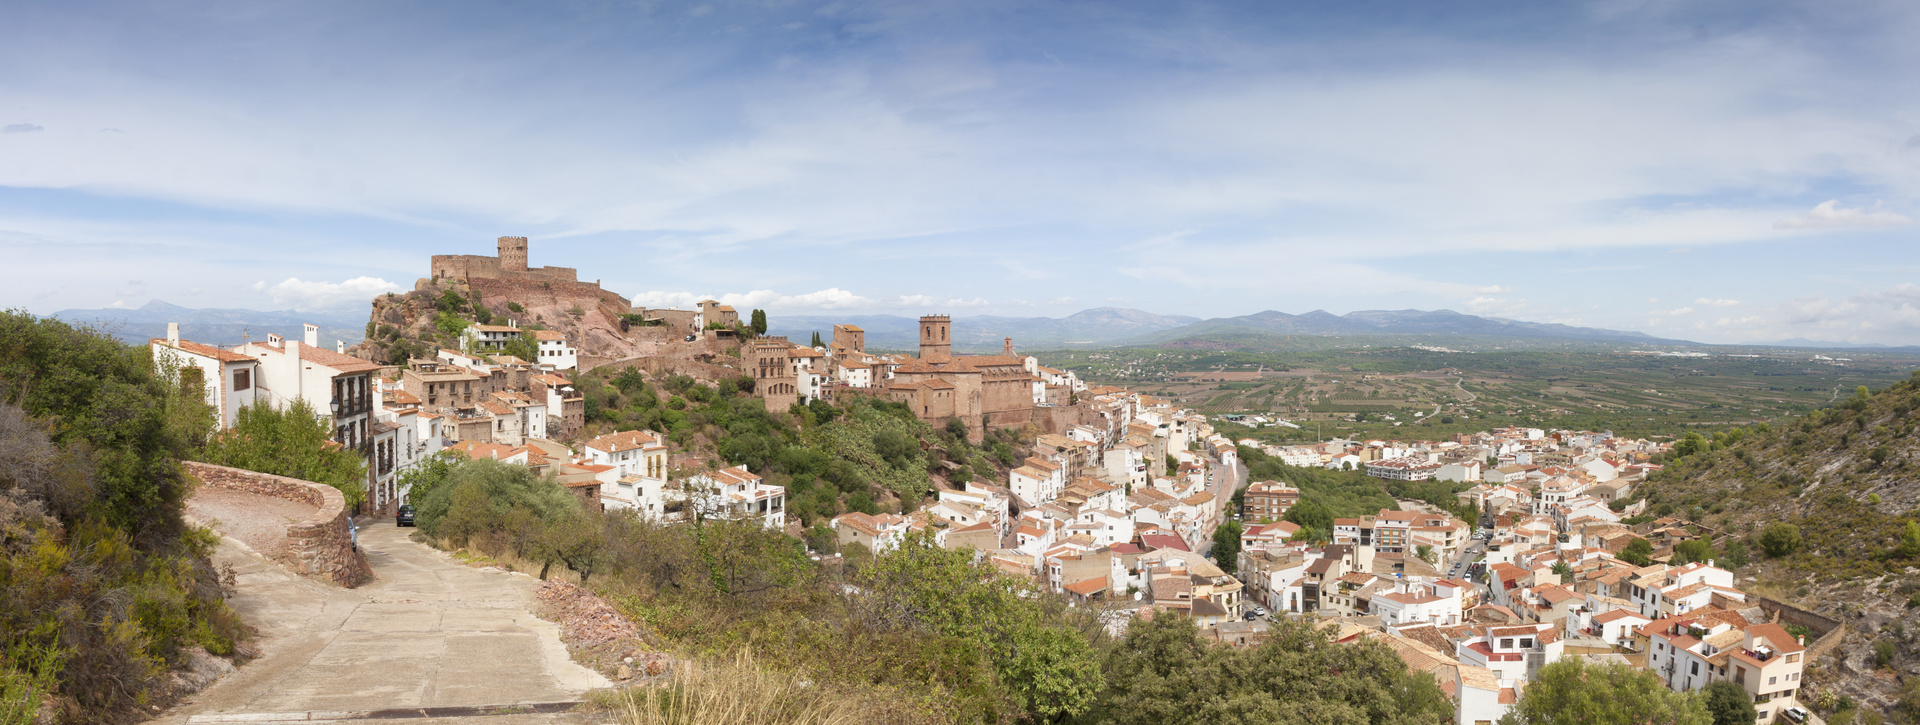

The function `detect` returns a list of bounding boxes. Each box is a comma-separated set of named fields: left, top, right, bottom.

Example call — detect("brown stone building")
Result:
left=749, top=337, right=801, bottom=411
left=401, top=361, right=481, bottom=408
left=886, top=315, right=1040, bottom=441
left=831, top=324, right=865, bottom=354
left=1242, top=481, right=1301, bottom=521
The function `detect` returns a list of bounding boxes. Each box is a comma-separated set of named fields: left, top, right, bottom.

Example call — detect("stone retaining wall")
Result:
left=185, top=462, right=372, bottom=587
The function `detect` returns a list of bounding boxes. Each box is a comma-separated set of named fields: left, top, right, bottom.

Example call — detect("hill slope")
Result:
left=1637, top=373, right=1920, bottom=717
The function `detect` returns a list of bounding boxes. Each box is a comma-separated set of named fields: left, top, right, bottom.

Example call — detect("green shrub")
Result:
left=1759, top=522, right=1803, bottom=557
left=1873, top=638, right=1896, bottom=668
left=0, top=314, right=246, bottom=720
left=202, top=399, right=368, bottom=506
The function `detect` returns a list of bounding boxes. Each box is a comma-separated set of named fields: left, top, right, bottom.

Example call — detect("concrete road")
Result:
left=154, top=521, right=612, bottom=724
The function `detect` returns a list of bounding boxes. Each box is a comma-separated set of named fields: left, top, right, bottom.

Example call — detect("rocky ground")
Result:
left=532, top=580, right=675, bottom=686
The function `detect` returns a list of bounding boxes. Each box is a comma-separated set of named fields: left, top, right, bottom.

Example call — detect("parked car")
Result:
left=396, top=505, right=416, bottom=527
left=1783, top=706, right=1809, bottom=723
left=684, top=334, right=697, bottom=342
left=1249, top=605, right=1269, bottom=617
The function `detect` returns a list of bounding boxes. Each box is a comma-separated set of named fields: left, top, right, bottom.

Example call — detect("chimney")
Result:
left=303, top=323, right=319, bottom=347
left=166, top=322, right=179, bottom=345
left=336, top=340, right=346, bottom=354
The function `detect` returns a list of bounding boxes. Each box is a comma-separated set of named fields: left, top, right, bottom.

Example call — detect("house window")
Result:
left=232, top=369, right=251, bottom=391
left=1499, top=638, right=1513, bottom=649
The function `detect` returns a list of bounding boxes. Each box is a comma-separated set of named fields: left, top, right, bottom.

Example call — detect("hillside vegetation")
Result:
left=0, top=312, right=247, bottom=723
left=1636, top=372, right=1920, bottom=721
left=571, top=367, right=1034, bottom=531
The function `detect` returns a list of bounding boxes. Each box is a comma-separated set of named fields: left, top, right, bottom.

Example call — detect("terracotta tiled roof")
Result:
left=583, top=429, right=667, bottom=454
left=296, top=345, right=383, bottom=373
left=150, top=338, right=257, bottom=364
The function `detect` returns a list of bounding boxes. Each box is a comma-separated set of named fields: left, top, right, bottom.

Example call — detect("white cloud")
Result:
left=1660, top=307, right=1694, bottom=317
left=265, top=276, right=403, bottom=309
left=1773, top=200, right=1913, bottom=230
left=1694, top=298, right=1740, bottom=307
left=1675, top=284, right=1920, bottom=345
left=1475, top=285, right=1513, bottom=294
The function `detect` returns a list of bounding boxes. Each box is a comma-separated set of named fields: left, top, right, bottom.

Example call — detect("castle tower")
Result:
left=919, top=314, right=951, bottom=363
left=1003, top=337, right=1013, bottom=356
left=498, top=236, right=528, bottom=272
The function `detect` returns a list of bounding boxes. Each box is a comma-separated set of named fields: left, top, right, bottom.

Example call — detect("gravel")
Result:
left=532, top=579, right=671, bottom=681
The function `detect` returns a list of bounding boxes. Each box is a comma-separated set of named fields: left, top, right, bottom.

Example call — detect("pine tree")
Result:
left=750, top=308, right=768, bottom=334
left=810, top=330, right=824, bottom=347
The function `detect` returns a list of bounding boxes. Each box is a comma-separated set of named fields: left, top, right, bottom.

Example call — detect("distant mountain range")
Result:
left=769, top=307, right=1202, bottom=350
left=770, top=306, right=1691, bottom=351
left=69, top=300, right=1905, bottom=354
left=1130, top=308, right=1687, bottom=346
left=52, top=300, right=367, bottom=348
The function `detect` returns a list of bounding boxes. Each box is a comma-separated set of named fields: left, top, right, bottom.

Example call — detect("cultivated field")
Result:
left=1039, top=345, right=1920, bottom=441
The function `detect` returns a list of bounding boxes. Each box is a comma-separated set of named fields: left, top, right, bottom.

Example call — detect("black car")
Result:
left=396, top=505, right=416, bottom=527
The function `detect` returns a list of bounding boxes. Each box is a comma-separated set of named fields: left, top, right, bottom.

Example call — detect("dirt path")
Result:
left=153, top=520, right=614, bottom=725
left=186, top=486, right=319, bottom=561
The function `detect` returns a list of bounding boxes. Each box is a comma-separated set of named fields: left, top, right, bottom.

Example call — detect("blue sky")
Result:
left=4, top=0, right=1918, bottom=344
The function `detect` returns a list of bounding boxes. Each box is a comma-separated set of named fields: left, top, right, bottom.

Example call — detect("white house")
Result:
left=682, top=465, right=786, bottom=529
left=149, top=323, right=260, bottom=430
left=461, top=323, right=523, bottom=353
left=582, top=429, right=669, bottom=480
left=531, top=330, right=577, bottom=371
left=1370, top=578, right=1466, bottom=626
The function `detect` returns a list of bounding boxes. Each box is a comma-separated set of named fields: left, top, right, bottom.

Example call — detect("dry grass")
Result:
left=609, top=652, right=864, bottom=725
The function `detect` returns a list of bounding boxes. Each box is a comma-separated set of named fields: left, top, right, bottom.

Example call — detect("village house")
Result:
left=150, top=323, right=261, bottom=430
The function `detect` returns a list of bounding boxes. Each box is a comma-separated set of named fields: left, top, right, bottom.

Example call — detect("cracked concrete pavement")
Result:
left=153, top=520, right=614, bottom=724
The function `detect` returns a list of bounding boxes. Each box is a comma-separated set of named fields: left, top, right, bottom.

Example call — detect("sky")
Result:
left=3, top=0, right=1918, bottom=345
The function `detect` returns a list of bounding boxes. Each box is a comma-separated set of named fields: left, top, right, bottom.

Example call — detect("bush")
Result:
left=1873, top=639, right=1896, bottom=668
left=201, top=399, right=368, bottom=506
left=0, top=314, right=245, bottom=720
left=1759, top=522, right=1802, bottom=558
left=415, top=459, right=581, bottom=551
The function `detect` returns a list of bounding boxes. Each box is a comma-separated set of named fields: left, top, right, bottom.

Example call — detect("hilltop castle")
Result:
left=425, top=236, right=630, bottom=313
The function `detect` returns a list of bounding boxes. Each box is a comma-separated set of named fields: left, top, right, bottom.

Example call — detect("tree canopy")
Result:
left=201, top=399, right=368, bottom=506
left=1081, top=613, right=1452, bottom=725
left=1500, top=658, right=1708, bottom=725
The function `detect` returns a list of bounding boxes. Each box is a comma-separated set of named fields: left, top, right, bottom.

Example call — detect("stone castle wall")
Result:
left=184, top=462, right=372, bottom=587
left=466, top=276, right=621, bottom=310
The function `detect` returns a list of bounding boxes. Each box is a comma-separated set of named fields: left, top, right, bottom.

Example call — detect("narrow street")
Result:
left=154, top=521, right=612, bottom=725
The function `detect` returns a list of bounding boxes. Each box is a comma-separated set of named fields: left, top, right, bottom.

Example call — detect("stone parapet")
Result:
left=185, top=462, right=373, bottom=587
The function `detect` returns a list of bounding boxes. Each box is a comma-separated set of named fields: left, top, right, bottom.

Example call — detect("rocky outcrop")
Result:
left=184, top=462, right=372, bottom=587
